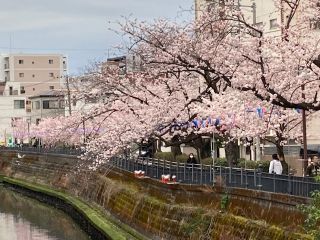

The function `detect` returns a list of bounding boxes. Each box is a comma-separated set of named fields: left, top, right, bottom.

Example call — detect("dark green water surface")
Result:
left=0, top=185, right=90, bottom=240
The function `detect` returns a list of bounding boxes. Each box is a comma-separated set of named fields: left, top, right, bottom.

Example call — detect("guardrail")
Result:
left=2, top=147, right=319, bottom=198
left=110, top=156, right=320, bottom=198
left=0, top=146, right=82, bottom=156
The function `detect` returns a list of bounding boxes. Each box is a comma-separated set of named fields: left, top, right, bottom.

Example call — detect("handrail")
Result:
left=2, top=147, right=319, bottom=198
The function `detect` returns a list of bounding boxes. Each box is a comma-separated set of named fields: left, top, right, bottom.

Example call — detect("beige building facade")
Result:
left=0, top=53, right=67, bottom=145
left=0, top=53, right=67, bottom=96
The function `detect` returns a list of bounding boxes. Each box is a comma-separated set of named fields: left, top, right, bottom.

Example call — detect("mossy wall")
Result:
left=0, top=150, right=312, bottom=240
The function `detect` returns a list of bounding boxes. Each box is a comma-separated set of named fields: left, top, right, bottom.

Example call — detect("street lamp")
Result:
left=26, top=117, right=31, bottom=145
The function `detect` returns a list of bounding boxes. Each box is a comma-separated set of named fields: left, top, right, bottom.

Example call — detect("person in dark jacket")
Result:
left=306, top=157, right=319, bottom=177
left=187, top=153, right=197, bottom=164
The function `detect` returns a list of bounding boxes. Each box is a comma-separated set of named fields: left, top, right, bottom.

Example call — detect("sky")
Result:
left=0, top=0, right=194, bottom=75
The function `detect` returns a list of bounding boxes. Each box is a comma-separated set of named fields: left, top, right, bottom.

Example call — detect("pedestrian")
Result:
left=306, top=156, right=319, bottom=177
left=269, top=154, right=283, bottom=175
left=187, top=153, right=197, bottom=164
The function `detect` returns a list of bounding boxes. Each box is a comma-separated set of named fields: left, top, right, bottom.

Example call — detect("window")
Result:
left=43, top=100, right=59, bottom=109
left=270, top=18, right=279, bottom=29
left=49, top=72, right=54, bottom=77
left=49, top=86, right=54, bottom=90
left=36, top=119, right=41, bottom=125
left=310, top=19, right=320, bottom=29
left=59, top=100, right=65, bottom=108
left=256, top=22, right=263, bottom=29
left=32, top=101, right=40, bottom=109
left=32, top=74, right=35, bottom=78
left=14, top=100, right=25, bottom=109
left=33, top=88, right=35, bottom=91
left=20, top=86, right=25, bottom=94
left=18, top=60, right=24, bottom=64
left=32, top=61, right=34, bottom=64
left=19, top=73, right=24, bottom=77
left=11, top=117, right=22, bottom=127
left=49, top=59, right=53, bottom=64
left=72, top=96, right=77, bottom=106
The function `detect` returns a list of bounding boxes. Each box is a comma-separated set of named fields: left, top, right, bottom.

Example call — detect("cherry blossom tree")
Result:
left=31, top=0, right=320, bottom=167
left=12, top=119, right=29, bottom=144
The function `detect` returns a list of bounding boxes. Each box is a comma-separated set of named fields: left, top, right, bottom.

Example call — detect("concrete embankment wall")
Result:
left=0, top=150, right=312, bottom=240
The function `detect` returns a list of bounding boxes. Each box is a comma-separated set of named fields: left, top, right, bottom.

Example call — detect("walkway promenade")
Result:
left=2, top=146, right=319, bottom=198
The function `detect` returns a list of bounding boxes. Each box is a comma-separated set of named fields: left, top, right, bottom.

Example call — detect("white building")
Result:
left=0, top=53, right=68, bottom=145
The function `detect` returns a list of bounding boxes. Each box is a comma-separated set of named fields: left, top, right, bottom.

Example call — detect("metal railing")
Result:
left=110, top=156, right=320, bottom=198
left=0, top=146, right=82, bottom=156
left=2, top=146, right=319, bottom=198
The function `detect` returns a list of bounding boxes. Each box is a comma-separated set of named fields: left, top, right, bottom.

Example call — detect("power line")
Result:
left=0, top=46, right=110, bottom=52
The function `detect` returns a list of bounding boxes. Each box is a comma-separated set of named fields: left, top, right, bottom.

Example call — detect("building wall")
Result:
left=195, top=1, right=320, bottom=152
left=0, top=53, right=67, bottom=144
left=0, top=96, right=28, bottom=145
left=30, top=96, right=65, bottom=124
left=0, top=54, right=67, bottom=96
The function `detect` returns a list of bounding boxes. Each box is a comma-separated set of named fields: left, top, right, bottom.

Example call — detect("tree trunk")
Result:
left=171, top=145, right=182, bottom=158
left=276, top=143, right=285, bottom=161
left=171, top=135, right=182, bottom=158
left=225, top=140, right=239, bottom=167
left=157, top=140, right=162, bottom=152
left=196, top=148, right=201, bottom=162
left=276, top=142, right=288, bottom=175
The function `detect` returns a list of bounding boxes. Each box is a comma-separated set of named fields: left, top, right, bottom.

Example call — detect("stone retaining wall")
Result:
left=0, top=150, right=312, bottom=240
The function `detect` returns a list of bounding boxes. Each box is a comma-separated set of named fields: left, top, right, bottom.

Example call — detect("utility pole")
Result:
left=252, top=2, right=256, bottom=25
left=301, top=84, right=308, bottom=174
left=211, top=129, right=215, bottom=186
left=82, top=117, right=86, bottom=145
left=27, top=117, right=31, bottom=144
left=65, top=75, right=72, bottom=116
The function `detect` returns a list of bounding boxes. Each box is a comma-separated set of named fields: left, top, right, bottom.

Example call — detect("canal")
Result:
left=0, top=185, right=90, bottom=240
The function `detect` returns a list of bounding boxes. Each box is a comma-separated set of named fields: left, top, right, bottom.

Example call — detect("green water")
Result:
left=0, top=185, right=90, bottom=240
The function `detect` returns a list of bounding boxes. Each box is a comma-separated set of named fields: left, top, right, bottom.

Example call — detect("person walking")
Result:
left=269, top=154, right=283, bottom=175
left=187, top=153, right=197, bottom=164
left=306, top=156, right=319, bottom=177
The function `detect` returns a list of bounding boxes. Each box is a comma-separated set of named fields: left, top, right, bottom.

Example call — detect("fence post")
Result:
left=273, top=173, right=276, bottom=192
left=254, top=169, right=257, bottom=187
left=176, top=162, right=179, bottom=182
left=157, top=158, right=160, bottom=179
left=169, top=161, right=171, bottom=176
left=229, top=166, right=232, bottom=185
left=151, top=158, right=154, bottom=177
left=184, top=163, right=186, bottom=182
left=200, top=164, right=203, bottom=184
left=146, top=157, right=149, bottom=175
left=287, top=173, right=292, bottom=195
left=192, top=164, right=194, bottom=184
left=163, top=160, right=166, bottom=175
left=240, top=168, right=243, bottom=186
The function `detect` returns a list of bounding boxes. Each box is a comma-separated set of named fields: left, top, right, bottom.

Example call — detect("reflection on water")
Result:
left=0, top=186, right=90, bottom=240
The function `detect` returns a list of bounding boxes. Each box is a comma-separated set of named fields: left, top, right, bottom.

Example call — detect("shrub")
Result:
left=257, top=160, right=270, bottom=173
left=237, top=159, right=258, bottom=169
left=154, top=152, right=174, bottom=161
left=175, top=154, right=189, bottom=163
left=201, top=157, right=228, bottom=166
left=236, top=160, right=270, bottom=172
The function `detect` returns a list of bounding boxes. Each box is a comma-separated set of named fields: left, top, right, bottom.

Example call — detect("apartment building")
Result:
left=0, top=53, right=67, bottom=96
left=0, top=53, right=67, bottom=145
left=194, top=0, right=320, bottom=166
